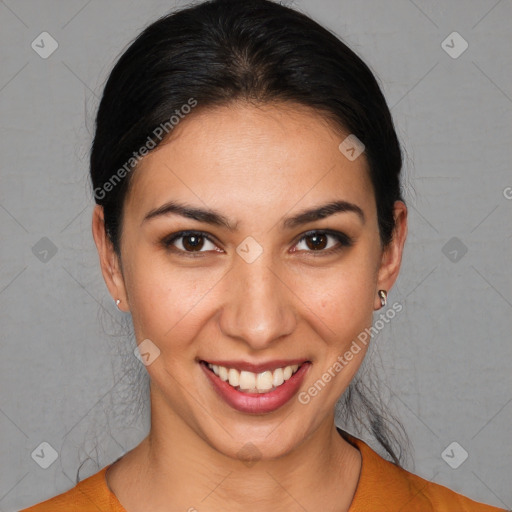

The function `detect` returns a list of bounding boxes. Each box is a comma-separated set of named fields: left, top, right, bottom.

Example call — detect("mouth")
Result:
left=199, top=359, right=311, bottom=414
left=203, top=361, right=302, bottom=393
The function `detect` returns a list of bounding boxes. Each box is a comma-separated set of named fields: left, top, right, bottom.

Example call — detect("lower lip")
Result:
left=200, top=362, right=311, bottom=414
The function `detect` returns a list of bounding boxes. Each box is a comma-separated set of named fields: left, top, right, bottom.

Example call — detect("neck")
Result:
left=107, top=387, right=361, bottom=512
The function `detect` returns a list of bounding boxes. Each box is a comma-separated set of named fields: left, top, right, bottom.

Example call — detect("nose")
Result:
left=218, top=251, right=297, bottom=350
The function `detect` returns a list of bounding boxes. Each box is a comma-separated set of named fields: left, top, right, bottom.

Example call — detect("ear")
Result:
left=91, top=204, right=130, bottom=312
left=374, top=200, right=408, bottom=310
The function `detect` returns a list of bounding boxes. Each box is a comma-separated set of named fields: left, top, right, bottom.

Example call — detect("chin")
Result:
left=198, top=416, right=314, bottom=463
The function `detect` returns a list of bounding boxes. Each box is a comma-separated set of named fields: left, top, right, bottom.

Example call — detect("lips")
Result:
left=200, top=359, right=311, bottom=414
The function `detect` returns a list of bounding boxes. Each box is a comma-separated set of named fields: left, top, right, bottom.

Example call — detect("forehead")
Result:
left=124, top=102, right=375, bottom=221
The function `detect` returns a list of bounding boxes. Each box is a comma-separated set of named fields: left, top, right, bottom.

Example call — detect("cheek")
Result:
left=300, top=268, right=375, bottom=399
left=306, top=262, right=376, bottom=339
left=125, top=253, right=219, bottom=345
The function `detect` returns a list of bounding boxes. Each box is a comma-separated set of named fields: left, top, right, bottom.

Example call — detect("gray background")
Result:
left=1, top=0, right=511, bottom=510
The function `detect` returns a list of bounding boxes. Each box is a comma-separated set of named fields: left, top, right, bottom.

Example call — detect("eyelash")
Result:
left=160, top=229, right=353, bottom=258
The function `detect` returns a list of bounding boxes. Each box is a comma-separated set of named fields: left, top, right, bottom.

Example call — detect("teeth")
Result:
left=207, top=362, right=301, bottom=393
left=256, top=371, right=273, bottom=392
left=228, top=368, right=239, bottom=387
left=272, top=368, right=284, bottom=387
left=218, top=365, right=228, bottom=381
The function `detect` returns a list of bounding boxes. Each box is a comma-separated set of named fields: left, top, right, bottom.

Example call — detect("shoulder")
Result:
left=340, top=431, right=507, bottom=512
left=19, top=464, right=125, bottom=512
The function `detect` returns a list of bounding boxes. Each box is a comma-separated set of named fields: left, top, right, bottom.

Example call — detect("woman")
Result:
left=21, top=0, right=507, bottom=510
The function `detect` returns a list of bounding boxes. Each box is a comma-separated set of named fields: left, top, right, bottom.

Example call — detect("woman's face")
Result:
left=94, top=101, right=406, bottom=460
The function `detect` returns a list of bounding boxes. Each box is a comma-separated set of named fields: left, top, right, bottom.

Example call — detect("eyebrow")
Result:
left=141, top=199, right=365, bottom=230
left=282, top=200, right=365, bottom=228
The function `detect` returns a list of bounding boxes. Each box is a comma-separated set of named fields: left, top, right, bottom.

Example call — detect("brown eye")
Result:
left=162, top=231, right=218, bottom=254
left=295, top=230, right=353, bottom=254
left=304, top=233, right=328, bottom=250
left=182, top=233, right=205, bottom=251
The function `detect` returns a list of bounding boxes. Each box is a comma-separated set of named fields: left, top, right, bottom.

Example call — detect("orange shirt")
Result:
left=20, top=434, right=506, bottom=512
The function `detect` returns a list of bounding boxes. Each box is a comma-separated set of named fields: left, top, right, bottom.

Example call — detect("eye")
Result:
left=293, top=230, right=353, bottom=255
left=161, top=230, right=220, bottom=255
left=161, top=229, right=353, bottom=257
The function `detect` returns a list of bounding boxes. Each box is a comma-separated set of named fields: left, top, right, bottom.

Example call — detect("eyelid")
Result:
left=161, top=229, right=353, bottom=256
left=293, top=229, right=353, bottom=254
left=162, top=230, right=221, bottom=256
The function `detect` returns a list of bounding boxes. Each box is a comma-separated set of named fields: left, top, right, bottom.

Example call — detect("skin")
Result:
left=92, top=101, right=407, bottom=512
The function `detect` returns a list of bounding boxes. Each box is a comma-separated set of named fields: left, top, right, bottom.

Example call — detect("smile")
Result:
left=206, top=362, right=301, bottom=393
left=200, top=359, right=311, bottom=414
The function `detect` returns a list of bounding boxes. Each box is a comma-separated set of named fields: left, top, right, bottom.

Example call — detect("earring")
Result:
left=115, top=298, right=121, bottom=310
left=378, top=290, right=387, bottom=308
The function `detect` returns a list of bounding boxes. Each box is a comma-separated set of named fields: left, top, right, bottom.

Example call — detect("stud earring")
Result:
left=378, top=290, right=387, bottom=308
left=115, top=298, right=121, bottom=310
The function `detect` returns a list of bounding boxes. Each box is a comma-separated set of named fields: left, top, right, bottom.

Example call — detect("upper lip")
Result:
left=201, top=359, right=310, bottom=373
